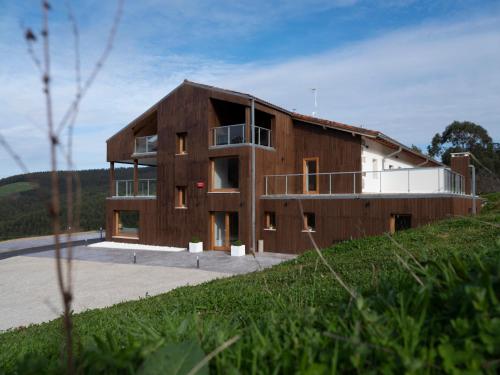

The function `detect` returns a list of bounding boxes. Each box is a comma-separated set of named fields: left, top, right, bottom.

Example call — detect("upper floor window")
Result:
left=176, top=186, right=187, bottom=208
left=176, top=132, right=187, bottom=155
left=372, top=159, right=379, bottom=179
left=211, top=157, right=239, bottom=191
left=303, top=157, right=319, bottom=194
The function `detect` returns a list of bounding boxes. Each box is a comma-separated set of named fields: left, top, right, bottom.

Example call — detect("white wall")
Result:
left=361, top=138, right=414, bottom=192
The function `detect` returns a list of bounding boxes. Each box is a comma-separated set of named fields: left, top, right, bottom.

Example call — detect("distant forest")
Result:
left=0, top=168, right=154, bottom=241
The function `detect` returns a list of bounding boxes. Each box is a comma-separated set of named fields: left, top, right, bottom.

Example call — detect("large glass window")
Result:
left=212, top=157, right=239, bottom=190
left=115, top=210, right=139, bottom=238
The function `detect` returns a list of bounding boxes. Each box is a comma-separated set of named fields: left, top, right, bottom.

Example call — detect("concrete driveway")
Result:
left=0, top=241, right=295, bottom=331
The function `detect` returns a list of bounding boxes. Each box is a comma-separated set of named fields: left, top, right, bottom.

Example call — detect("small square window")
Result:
left=264, top=212, right=276, bottom=230
left=303, top=212, right=316, bottom=232
left=176, top=132, right=187, bottom=154
left=176, top=186, right=187, bottom=208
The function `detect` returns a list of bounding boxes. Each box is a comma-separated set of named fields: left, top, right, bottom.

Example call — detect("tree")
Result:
left=427, top=121, right=499, bottom=192
left=410, top=144, right=423, bottom=154
left=427, top=121, right=493, bottom=165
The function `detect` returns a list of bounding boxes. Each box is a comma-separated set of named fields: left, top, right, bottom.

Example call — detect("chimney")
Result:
left=450, top=153, right=471, bottom=195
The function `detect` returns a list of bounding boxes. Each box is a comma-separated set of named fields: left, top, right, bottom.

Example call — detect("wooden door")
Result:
left=210, top=212, right=239, bottom=250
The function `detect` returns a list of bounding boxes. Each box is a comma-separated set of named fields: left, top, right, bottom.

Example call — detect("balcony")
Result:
left=210, top=124, right=272, bottom=148
left=115, top=179, right=156, bottom=197
left=263, top=167, right=466, bottom=196
left=134, top=135, right=157, bottom=155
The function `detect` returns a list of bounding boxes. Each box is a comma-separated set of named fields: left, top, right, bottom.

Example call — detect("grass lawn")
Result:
left=0, top=182, right=37, bottom=198
left=0, top=195, right=499, bottom=374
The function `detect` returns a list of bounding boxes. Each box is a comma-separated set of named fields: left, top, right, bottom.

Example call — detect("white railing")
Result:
left=210, top=124, right=272, bottom=147
left=115, top=179, right=157, bottom=197
left=264, top=167, right=465, bottom=196
left=134, top=135, right=158, bottom=154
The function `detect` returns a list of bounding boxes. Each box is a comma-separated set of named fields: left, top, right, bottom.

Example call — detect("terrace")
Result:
left=263, top=167, right=466, bottom=197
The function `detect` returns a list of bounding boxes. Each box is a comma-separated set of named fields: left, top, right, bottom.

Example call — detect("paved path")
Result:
left=27, top=245, right=294, bottom=274
left=0, top=255, right=228, bottom=331
left=0, top=241, right=295, bottom=331
left=0, top=231, right=103, bottom=253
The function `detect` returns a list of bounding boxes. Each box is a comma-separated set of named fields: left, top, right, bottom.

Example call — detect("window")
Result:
left=212, top=157, right=239, bottom=190
left=176, top=186, right=187, bottom=208
left=303, top=212, right=316, bottom=232
left=114, top=210, right=139, bottom=238
left=372, top=159, right=379, bottom=179
left=389, top=214, right=412, bottom=234
left=303, top=157, right=319, bottom=193
left=176, top=132, right=187, bottom=154
left=264, top=212, right=276, bottom=230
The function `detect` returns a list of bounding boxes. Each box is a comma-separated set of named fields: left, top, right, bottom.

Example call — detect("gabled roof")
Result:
left=109, top=79, right=441, bottom=166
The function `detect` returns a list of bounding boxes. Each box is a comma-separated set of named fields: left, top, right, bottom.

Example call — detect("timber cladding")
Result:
left=259, top=195, right=478, bottom=254
left=106, top=81, right=477, bottom=254
left=105, top=198, right=157, bottom=244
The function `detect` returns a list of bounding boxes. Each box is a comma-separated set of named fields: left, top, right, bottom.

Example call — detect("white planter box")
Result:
left=189, top=242, right=203, bottom=253
left=231, top=244, right=245, bottom=257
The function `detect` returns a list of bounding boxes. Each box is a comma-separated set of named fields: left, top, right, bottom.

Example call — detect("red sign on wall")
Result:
left=196, top=181, right=205, bottom=189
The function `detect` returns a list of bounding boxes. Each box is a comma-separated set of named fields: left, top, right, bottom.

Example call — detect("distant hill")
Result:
left=0, top=167, right=155, bottom=241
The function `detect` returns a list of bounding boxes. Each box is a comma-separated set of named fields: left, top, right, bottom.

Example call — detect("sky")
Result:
left=0, top=0, right=499, bottom=178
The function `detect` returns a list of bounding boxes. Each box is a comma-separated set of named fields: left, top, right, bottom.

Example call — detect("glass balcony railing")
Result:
left=263, top=167, right=466, bottom=196
left=134, top=135, right=158, bottom=154
left=210, top=124, right=272, bottom=147
left=211, top=124, right=245, bottom=146
left=115, top=179, right=157, bottom=197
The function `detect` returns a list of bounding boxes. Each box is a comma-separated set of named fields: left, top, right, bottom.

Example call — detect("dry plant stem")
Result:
left=296, top=198, right=357, bottom=300
left=384, top=233, right=426, bottom=272
left=0, top=134, right=30, bottom=174
left=63, top=0, right=83, bottom=291
left=55, top=0, right=124, bottom=137
left=41, top=1, right=74, bottom=372
left=187, top=335, right=241, bottom=375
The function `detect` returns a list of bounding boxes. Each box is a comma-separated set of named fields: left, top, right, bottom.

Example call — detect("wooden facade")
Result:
left=106, top=81, right=478, bottom=254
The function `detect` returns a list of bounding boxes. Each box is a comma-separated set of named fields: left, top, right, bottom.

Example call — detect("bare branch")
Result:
left=187, top=335, right=241, bottom=375
left=296, top=198, right=358, bottom=300
left=20, top=22, right=44, bottom=76
left=0, top=133, right=30, bottom=174
left=55, top=0, right=124, bottom=136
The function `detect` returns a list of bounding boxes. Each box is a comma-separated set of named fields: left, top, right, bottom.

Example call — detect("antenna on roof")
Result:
left=311, top=88, right=317, bottom=116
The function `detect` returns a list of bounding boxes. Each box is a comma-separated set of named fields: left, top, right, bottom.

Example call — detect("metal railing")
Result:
left=210, top=124, right=272, bottom=147
left=115, top=179, right=157, bottom=197
left=263, top=167, right=466, bottom=196
left=134, top=135, right=158, bottom=154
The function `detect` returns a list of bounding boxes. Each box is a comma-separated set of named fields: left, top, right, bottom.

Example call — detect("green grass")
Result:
left=0, top=182, right=37, bottom=198
left=0, top=195, right=499, bottom=373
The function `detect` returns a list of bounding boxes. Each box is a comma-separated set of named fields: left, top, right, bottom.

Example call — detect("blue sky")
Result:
left=0, top=0, right=499, bottom=177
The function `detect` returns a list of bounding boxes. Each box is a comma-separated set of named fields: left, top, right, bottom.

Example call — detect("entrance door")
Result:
left=211, top=212, right=238, bottom=250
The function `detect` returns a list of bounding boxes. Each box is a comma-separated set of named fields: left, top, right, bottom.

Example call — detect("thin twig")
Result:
left=296, top=198, right=357, bottom=299
left=40, top=1, right=74, bottom=372
left=187, top=335, right=241, bottom=375
left=0, top=133, right=30, bottom=174
left=55, top=0, right=124, bottom=136
left=385, top=233, right=426, bottom=272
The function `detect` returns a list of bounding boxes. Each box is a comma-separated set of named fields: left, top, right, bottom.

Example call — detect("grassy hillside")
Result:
left=0, top=168, right=155, bottom=241
left=0, top=195, right=499, bottom=373
left=0, top=182, right=37, bottom=198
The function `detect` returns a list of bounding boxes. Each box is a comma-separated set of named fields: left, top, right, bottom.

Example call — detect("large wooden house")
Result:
left=106, top=80, right=478, bottom=254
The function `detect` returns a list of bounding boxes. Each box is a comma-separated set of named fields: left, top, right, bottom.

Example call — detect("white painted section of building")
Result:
left=361, top=138, right=463, bottom=194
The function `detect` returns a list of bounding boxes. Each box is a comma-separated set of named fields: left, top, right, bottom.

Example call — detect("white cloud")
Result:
left=0, top=5, right=499, bottom=178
